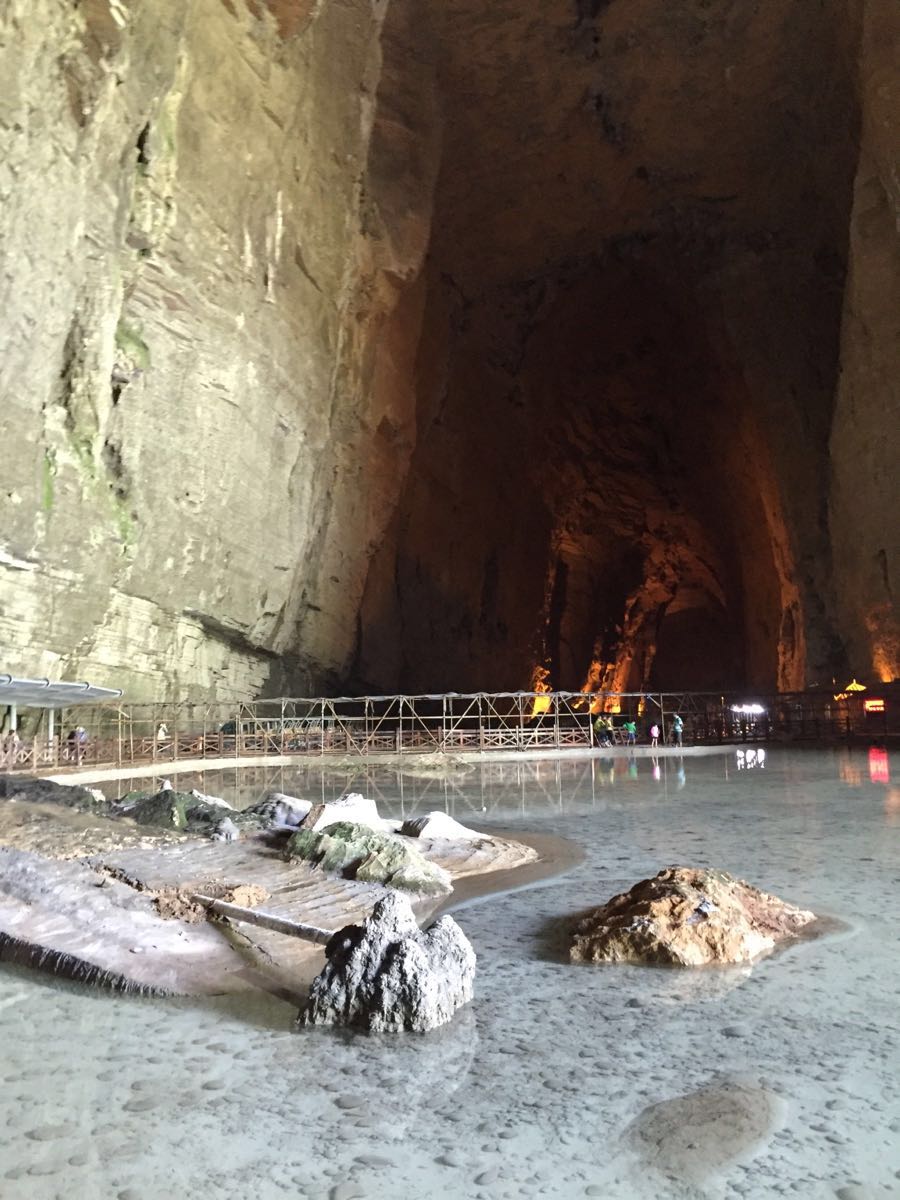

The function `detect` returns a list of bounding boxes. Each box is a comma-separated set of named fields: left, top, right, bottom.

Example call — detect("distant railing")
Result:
left=1, top=686, right=895, bottom=774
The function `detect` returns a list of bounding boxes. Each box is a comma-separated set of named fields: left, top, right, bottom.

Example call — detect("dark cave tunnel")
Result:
left=354, top=0, right=861, bottom=698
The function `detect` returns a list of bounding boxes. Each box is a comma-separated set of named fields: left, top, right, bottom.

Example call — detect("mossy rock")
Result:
left=128, top=789, right=191, bottom=829
left=118, top=789, right=253, bottom=835
left=283, top=821, right=452, bottom=896
left=0, top=776, right=106, bottom=812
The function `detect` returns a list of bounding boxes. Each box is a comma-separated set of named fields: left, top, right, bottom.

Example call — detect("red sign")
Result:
left=864, top=698, right=886, bottom=714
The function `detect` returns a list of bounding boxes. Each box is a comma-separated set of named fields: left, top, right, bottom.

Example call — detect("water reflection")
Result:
left=736, top=748, right=766, bottom=770
left=93, top=744, right=900, bottom=827
left=869, top=746, right=890, bottom=784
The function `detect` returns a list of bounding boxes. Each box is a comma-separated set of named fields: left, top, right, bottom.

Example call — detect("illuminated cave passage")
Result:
left=0, top=1, right=897, bottom=700
left=356, top=0, right=881, bottom=696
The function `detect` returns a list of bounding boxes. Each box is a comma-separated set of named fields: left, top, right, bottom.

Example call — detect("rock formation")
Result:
left=284, top=821, right=452, bottom=896
left=626, top=1081, right=786, bottom=1186
left=0, top=0, right=896, bottom=697
left=299, top=892, right=476, bottom=1032
left=304, top=792, right=384, bottom=834
left=249, top=792, right=313, bottom=829
left=570, top=866, right=816, bottom=966
left=399, top=811, right=481, bottom=840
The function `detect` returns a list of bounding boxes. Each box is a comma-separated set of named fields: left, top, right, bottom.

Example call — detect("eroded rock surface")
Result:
left=299, top=892, right=475, bottom=1032
left=570, top=866, right=815, bottom=966
left=400, top=811, right=480, bottom=840
left=304, top=792, right=383, bottom=833
left=0, top=2, right=895, bottom=700
left=246, top=792, right=313, bottom=829
left=284, top=821, right=452, bottom=896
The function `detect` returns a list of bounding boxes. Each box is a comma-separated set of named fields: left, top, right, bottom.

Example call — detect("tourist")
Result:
left=672, top=713, right=684, bottom=748
left=649, top=722, right=660, bottom=748
left=623, top=718, right=637, bottom=746
left=67, top=726, right=88, bottom=765
left=593, top=714, right=613, bottom=747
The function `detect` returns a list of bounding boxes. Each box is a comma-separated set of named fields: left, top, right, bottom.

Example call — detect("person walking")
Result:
left=672, top=713, right=684, bottom=748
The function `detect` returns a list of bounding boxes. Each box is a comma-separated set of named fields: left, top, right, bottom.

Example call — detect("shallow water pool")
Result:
left=2, top=746, right=899, bottom=1199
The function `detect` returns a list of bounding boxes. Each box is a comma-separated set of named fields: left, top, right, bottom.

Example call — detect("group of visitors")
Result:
left=593, top=712, right=684, bottom=748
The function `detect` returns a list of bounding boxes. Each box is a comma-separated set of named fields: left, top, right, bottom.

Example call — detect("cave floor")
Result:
left=1, top=746, right=897, bottom=1199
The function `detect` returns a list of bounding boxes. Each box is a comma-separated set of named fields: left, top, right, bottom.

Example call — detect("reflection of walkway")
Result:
left=46, top=746, right=744, bottom=826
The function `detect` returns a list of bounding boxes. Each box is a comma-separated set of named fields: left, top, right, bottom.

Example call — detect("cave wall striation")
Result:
left=0, top=0, right=897, bottom=700
left=0, top=0, right=439, bottom=701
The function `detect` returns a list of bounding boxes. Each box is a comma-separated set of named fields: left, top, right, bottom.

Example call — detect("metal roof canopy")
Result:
left=0, top=674, right=123, bottom=709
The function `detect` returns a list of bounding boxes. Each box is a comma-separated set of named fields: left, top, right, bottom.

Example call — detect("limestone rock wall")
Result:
left=1, top=0, right=897, bottom=700
left=830, top=0, right=900, bottom=685
left=356, top=0, right=874, bottom=695
left=0, top=0, right=439, bottom=701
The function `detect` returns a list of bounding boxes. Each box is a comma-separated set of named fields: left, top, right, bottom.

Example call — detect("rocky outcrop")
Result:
left=283, top=821, right=452, bottom=896
left=245, top=792, right=313, bottom=829
left=299, top=891, right=475, bottom=1032
left=570, top=867, right=816, bottom=966
left=399, top=811, right=481, bottom=840
left=0, top=0, right=440, bottom=700
left=0, top=774, right=104, bottom=810
left=304, top=792, right=384, bottom=834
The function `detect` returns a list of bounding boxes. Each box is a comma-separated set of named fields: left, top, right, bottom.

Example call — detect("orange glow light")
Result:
left=863, top=698, right=885, bottom=714
left=530, top=666, right=552, bottom=718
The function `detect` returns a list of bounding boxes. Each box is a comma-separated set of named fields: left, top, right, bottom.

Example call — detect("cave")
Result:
left=0, top=0, right=897, bottom=701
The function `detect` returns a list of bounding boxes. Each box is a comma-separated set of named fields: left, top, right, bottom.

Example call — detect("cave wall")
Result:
left=1, top=0, right=897, bottom=701
left=356, top=0, right=875, bottom=696
left=0, top=0, right=439, bottom=701
left=830, top=0, right=900, bottom=685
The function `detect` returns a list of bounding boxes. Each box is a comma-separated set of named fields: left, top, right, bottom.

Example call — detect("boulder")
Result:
left=283, top=821, right=452, bottom=896
left=242, top=792, right=312, bottom=829
left=304, top=791, right=381, bottom=833
left=189, top=788, right=232, bottom=810
left=0, top=775, right=107, bottom=812
left=299, top=892, right=476, bottom=1032
left=399, top=811, right=482, bottom=840
left=115, top=788, right=237, bottom=834
left=210, top=817, right=240, bottom=842
left=570, top=866, right=816, bottom=966
left=626, top=1082, right=785, bottom=1184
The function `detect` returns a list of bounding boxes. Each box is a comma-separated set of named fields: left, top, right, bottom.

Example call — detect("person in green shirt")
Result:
left=593, top=714, right=613, bottom=747
left=623, top=719, right=637, bottom=746
left=672, top=713, right=684, bottom=747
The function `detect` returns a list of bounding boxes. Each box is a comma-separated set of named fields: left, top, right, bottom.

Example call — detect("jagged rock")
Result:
left=189, top=788, right=232, bottom=810
left=304, top=792, right=381, bottom=833
left=283, top=821, right=452, bottom=896
left=570, top=866, right=816, bottom=966
left=299, top=892, right=476, bottom=1032
left=399, top=811, right=481, bottom=840
left=0, top=775, right=107, bottom=812
left=242, top=792, right=312, bottom=829
left=115, top=788, right=238, bottom=835
left=211, top=817, right=240, bottom=842
left=119, top=788, right=191, bottom=829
